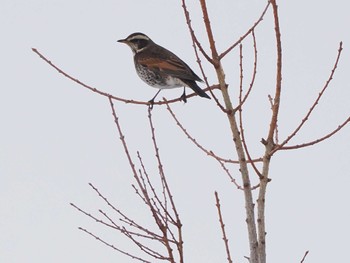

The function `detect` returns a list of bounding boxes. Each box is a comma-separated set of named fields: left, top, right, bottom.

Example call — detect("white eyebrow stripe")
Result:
left=128, top=35, right=150, bottom=41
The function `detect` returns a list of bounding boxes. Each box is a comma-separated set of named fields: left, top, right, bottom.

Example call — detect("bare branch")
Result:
left=147, top=108, right=184, bottom=263
left=257, top=2, right=283, bottom=263
left=181, top=1, right=227, bottom=112
left=122, top=229, right=167, bottom=260
left=31, top=48, right=216, bottom=107
left=166, top=100, right=263, bottom=190
left=271, top=42, right=344, bottom=154
left=234, top=30, right=258, bottom=112
left=88, top=183, right=161, bottom=239
left=239, top=43, right=244, bottom=102
left=267, top=95, right=280, bottom=145
left=238, top=43, right=263, bottom=178
left=214, top=192, right=233, bottom=263
left=99, top=209, right=163, bottom=242
left=108, top=97, right=180, bottom=262
left=136, top=152, right=177, bottom=226
left=219, top=2, right=270, bottom=59
left=181, top=0, right=213, bottom=64
left=279, top=116, right=350, bottom=151
left=79, top=227, right=151, bottom=263
left=108, top=97, right=139, bottom=177
left=198, top=1, right=260, bottom=262
left=166, top=100, right=262, bottom=165
left=199, top=0, right=219, bottom=62
left=266, top=0, right=283, bottom=145
left=70, top=203, right=117, bottom=230
left=72, top=199, right=168, bottom=256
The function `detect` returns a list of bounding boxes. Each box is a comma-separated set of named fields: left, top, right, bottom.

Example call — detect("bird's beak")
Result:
left=117, top=38, right=127, bottom=43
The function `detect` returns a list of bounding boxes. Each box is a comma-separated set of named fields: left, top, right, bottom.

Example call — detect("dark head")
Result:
left=118, top=32, right=153, bottom=54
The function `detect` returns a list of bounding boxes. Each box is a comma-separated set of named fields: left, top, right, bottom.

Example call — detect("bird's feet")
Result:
left=180, top=88, right=187, bottom=103
left=148, top=90, right=161, bottom=109
left=148, top=99, right=155, bottom=109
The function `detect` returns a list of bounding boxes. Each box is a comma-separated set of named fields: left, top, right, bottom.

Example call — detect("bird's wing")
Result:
left=138, top=55, right=202, bottom=82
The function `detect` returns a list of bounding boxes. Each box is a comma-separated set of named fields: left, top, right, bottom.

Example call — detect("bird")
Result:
left=117, top=32, right=211, bottom=106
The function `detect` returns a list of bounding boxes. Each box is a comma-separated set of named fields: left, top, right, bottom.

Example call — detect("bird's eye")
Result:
left=131, top=39, right=148, bottom=49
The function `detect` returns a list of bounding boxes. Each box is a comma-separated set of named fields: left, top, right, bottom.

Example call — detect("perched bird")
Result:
left=118, top=32, right=210, bottom=106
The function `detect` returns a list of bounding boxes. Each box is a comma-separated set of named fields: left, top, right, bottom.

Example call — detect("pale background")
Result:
left=1, top=1, right=350, bottom=262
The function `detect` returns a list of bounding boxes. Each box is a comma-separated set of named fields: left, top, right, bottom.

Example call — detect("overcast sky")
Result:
left=1, top=1, right=350, bottom=262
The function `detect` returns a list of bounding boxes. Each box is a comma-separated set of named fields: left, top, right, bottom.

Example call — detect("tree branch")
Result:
left=279, top=116, right=350, bottom=151
left=258, top=1, right=283, bottom=263
left=271, top=42, right=344, bottom=155
left=219, top=2, right=270, bottom=59
left=181, top=0, right=227, bottom=112
left=238, top=43, right=263, bottom=179
left=79, top=227, right=152, bottom=263
left=198, top=1, right=260, bottom=262
left=31, top=48, right=217, bottom=107
left=215, top=192, right=233, bottom=263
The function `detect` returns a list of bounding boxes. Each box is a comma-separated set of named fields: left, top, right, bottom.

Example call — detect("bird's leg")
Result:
left=180, top=87, right=187, bottom=103
left=148, top=90, right=161, bottom=109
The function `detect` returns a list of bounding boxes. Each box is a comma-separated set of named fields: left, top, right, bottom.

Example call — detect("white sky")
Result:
left=1, top=1, right=350, bottom=262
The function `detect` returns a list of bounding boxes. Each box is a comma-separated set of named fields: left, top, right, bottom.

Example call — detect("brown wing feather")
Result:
left=139, top=57, right=183, bottom=72
left=137, top=45, right=202, bottom=82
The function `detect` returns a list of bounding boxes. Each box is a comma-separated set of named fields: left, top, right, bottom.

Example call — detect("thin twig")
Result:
left=219, top=2, right=270, bottom=59
left=271, top=42, right=344, bottom=155
left=123, top=230, right=167, bottom=260
left=89, top=183, right=160, bottom=239
left=181, top=0, right=226, bottom=112
left=257, top=2, right=283, bottom=263
left=109, top=98, right=160, bottom=229
left=234, top=30, right=258, bottom=112
left=79, top=227, right=151, bottom=263
left=214, top=192, right=233, bottom=263
left=109, top=96, right=137, bottom=176
left=99, top=209, right=164, bottom=243
left=166, top=100, right=262, bottom=164
left=136, top=152, right=177, bottom=226
left=199, top=1, right=259, bottom=261
left=267, top=95, right=279, bottom=144
left=132, top=162, right=166, bottom=226
left=31, top=48, right=216, bottom=106
left=266, top=1, right=283, bottom=144
left=279, top=116, right=350, bottom=150
left=70, top=203, right=117, bottom=230
left=166, top=100, right=260, bottom=189
left=147, top=107, right=183, bottom=263
left=108, top=97, right=179, bottom=262
left=180, top=0, right=213, bottom=64
left=238, top=43, right=263, bottom=178
left=239, top=43, right=244, bottom=104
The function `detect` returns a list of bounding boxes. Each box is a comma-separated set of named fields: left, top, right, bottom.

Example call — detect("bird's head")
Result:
left=118, top=32, right=153, bottom=54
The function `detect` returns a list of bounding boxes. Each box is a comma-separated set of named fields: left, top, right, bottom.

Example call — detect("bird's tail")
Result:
left=183, top=80, right=211, bottom=99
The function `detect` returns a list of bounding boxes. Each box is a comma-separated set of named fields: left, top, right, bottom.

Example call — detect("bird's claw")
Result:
left=180, top=88, right=187, bottom=103
left=148, top=99, right=155, bottom=109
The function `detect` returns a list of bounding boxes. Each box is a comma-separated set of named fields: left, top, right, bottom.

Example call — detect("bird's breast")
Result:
left=135, top=63, right=185, bottom=89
